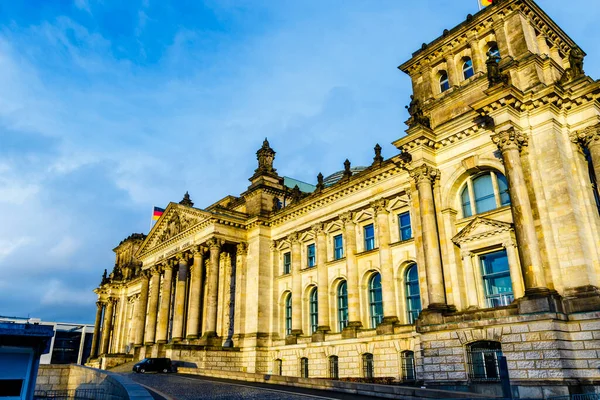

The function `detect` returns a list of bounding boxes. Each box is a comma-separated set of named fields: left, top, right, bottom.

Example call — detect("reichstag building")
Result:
left=89, top=0, right=600, bottom=397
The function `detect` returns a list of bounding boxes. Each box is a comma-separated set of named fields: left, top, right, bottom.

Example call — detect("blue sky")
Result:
left=0, top=0, right=598, bottom=324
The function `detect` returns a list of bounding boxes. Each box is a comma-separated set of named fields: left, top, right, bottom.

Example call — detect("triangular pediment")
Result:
left=452, top=217, right=512, bottom=245
left=136, top=203, right=213, bottom=257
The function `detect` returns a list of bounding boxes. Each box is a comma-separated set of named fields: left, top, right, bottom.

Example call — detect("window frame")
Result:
left=401, top=351, right=416, bottom=381
left=329, top=355, right=339, bottom=379
left=337, top=280, right=349, bottom=332
left=439, top=71, right=450, bottom=92
left=333, top=234, right=344, bottom=260
left=284, top=293, right=292, bottom=336
left=283, top=252, right=291, bottom=275
left=363, top=223, right=375, bottom=251
left=362, top=353, right=374, bottom=379
left=275, top=359, right=283, bottom=375
left=309, top=287, right=318, bottom=334
left=300, top=357, right=309, bottom=378
left=405, top=264, right=421, bottom=324
left=460, top=171, right=511, bottom=218
left=398, top=211, right=412, bottom=241
left=307, top=244, right=316, bottom=268
left=467, top=341, right=502, bottom=382
left=479, top=249, right=513, bottom=308
left=368, top=273, right=384, bottom=328
left=462, top=57, right=474, bottom=79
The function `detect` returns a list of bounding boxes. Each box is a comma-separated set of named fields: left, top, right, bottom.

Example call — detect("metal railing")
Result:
left=34, top=389, right=106, bottom=400
left=485, top=293, right=514, bottom=308
left=466, top=348, right=501, bottom=382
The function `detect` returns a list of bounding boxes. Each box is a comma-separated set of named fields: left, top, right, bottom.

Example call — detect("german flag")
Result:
left=481, top=0, right=494, bottom=6
left=152, top=206, right=165, bottom=221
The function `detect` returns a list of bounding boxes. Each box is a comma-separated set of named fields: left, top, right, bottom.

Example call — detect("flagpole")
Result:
left=477, top=0, right=482, bottom=11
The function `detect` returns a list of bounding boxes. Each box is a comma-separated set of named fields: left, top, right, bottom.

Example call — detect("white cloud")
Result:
left=41, top=279, right=95, bottom=306
left=48, top=236, right=80, bottom=260
left=0, top=237, right=31, bottom=261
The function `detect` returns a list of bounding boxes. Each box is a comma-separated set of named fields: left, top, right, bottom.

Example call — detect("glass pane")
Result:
left=496, top=173, right=511, bottom=206
left=440, top=72, right=450, bottom=92
left=364, top=224, right=375, bottom=250
left=473, top=174, right=496, bottom=214
left=461, top=185, right=472, bottom=217
left=463, top=59, right=474, bottom=79
left=399, top=212, right=412, bottom=240
left=481, top=250, right=510, bottom=274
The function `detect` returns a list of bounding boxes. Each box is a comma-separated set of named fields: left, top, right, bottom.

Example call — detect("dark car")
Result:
left=132, top=358, right=173, bottom=373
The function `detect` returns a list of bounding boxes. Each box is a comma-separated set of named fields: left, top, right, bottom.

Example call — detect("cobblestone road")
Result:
left=126, top=372, right=385, bottom=400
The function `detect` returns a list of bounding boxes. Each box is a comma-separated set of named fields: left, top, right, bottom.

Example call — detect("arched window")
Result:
left=369, top=273, right=384, bottom=328
left=463, top=57, right=474, bottom=79
left=285, top=293, right=292, bottom=336
left=439, top=71, right=450, bottom=92
left=405, top=264, right=422, bottom=324
left=488, top=43, right=500, bottom=59
left=467, top=341, right=502, bottom=381
left=329, top=355, right=339, bottom=379
left=401, top=351, right=416, bottom=381
left=309, top=287, right=318, bottom=334
left=300, top=357, right=309, bottom=378
left=337, top=281, right=349, bottom=331
left=362, top=353, right=374, bottom=379
left=274, top=359, right=282, bottom=375
left=460, top=171, right=511, bottom=217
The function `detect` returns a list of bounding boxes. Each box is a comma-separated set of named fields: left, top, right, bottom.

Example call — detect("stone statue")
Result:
left=559, top=47, right=585, bottom=84
left=342, top=159, right=352, bottom=179
left=405, top=95, right=430, bottom=128
left=316, top=172, right=325, bottom=192
left=255, top=138, right=277, bottom=175
left=101, top=269, right=109, bottom=285
left=272, top=197, right=282, bottom=211
left=179, top=191, right=194, bottom=207
left=486, top=50, right=508, bottom=87
left=290, top=185, right=302, bottom=203
left=373, top=144, right=384, bottom=165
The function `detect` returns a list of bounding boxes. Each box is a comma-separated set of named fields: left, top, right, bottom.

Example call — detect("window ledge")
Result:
left=275, top=273, right=292, bottom=280
left=326, top=257, right=346, bottom=266
left=457, top=205, right=512, bottom=224
left=390, top=238, right=415, bottom=247
left=356, top=248, right=379, bottom=257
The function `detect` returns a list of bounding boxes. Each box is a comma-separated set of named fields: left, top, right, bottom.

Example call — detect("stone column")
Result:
left=127, top=295, right=138, bottom=347
left=572, top=125, right=600, bottom=194
left=289, top=232, right=303, bottom=336
left=469, top=40, right=485, bottom=73
left=172, top=254, right=189, bottom=341
left=233, top=243, right=247, bottom=339
left=445, top=54, right=458, bottom=86
left=99, top=298, right=115, bottom=355
left=202, top=238, right=222, bottom=339
left=144, top=266, right=161, bottom=344
left=492, top=129, right=547, bottom=294
left=410, top=164, right=447, bottom=309
left=503, top=240, right=525, bottom=300
left=134, top=271, right=150, bottom=346
left=340, top=212, right=362, bottom=329
left=186, top=246, right=205, bottom=340
left=461, top=251, right=479, bottom=309
left=221, top=252, right=234, bottom=347
left=156, top=262, right=173, bottom=343
left=372, top=199, right=398, bottom=324
left=90, top=301, right=104, bottom=358
left=313, top=223, right=330, bottom=333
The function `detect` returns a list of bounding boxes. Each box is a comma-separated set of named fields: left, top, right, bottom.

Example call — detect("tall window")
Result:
left=398, top=212, right=412, bottom=241
left=467, top=341, right=502, bottom=382
left=480, top=250, right=513, bottom=307
left=405, top=264, right=422, bottom=324
left=333, top=234, right=344, bottom=260
left=439, top=71, right=450, bottom=92
left=285, top=293, right=292, bottom=336
left=460, top=171, right=511, bottom=217
left=463, top=57, right=474, bottom=79
left=369, top=273, right=384, bottom=328
left=300, top=357, right=309, bottom=378
left=307, top=244, right=316, bottom=267
left=488, top=43, right=500, bottom=59
left=364, top=224, right=375, bottom=251
left=362, top=353, right=374, bottom=379
left=283, top=252, right=291, bottom=275
left=329, top=356, right=339, bottom=379
left=309, top=288, right=318, bottom=334
left=337, top=281, right=349, bottom=331
left=401, top=351, right=416, bottom=381
left=275, top=359, right=282, bottom=375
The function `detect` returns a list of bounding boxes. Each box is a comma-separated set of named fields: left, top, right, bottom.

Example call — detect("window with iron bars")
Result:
left=329, top=355, right=339, bottom=379
left=401, top=351, right=416, bottom=381
left=467, top=341, right=502, bottom=382
left=300, top=357, right=309, bottom=378
left=362, top=353, right=374, bottom=379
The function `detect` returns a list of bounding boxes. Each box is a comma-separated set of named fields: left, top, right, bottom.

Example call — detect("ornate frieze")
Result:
left=491, top=128, right=528, bottom=153
left=570, top=124, right=600, bottom=148
left=409, top=164, right=439, bottom=185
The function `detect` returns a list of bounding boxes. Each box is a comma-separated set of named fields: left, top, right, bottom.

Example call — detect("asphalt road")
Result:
left=126, top=372, right=391, bottom=400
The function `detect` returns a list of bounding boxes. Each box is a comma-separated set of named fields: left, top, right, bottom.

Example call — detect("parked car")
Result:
left=132, top=358, right=173, bottom=373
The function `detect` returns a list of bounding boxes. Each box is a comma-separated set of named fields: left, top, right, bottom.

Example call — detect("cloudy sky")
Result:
left=0, top=0, right=598, bottom=324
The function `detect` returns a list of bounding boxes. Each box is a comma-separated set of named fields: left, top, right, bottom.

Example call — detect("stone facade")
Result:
left=90, top=0, right=600, bottom=397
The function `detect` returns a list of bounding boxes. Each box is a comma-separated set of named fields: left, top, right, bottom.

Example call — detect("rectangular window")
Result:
left=283, top=252, right=291, bottom=275
left=333, top=234, right=344, bottom=260
left=364, top=224, right=375, bottom=251
left=480, top=250, right=513, bottom=308
left=398, top=212, right=412, bottom=241
left=307, top=244, right=316, bottom=267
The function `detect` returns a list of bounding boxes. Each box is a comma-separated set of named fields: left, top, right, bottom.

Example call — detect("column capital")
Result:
left=96, top=301, right=105, bottom=309
left=491, top=128, right=528, bottom=153
left=501, top=239, right=516, bottom=249
left=206, top=237, right=223, bottom=251
left=571, top=124, right=600, bottom=148
left=460, top=250, right=473, bottom=259
left=161, top=262, right=173, bottom=273
left=370, top=198, right=389, bottom=216
left=176, top=253, right=190, bottom=263
left=339, top=211, right=355, bottom=226
left=192, top=245, right=207, bottom=256
left=288, top=232, right=301, bottom=244
left=150, top=265, right=161, bottom=276
left=237, top=242, right=248, bottom=255
left=140, top=269, right=151, bottom=279
left=311, top=222, right=326, bottom=236
left=409, top=163, right=440, bottom=185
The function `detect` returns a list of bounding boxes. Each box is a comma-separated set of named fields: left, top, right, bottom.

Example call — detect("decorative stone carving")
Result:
left=491, top=128, right=528, bottom=153
left=288, top=232, right=300, bottom=244
left=316, top=173, right=325, bottom=192
left=311, top=222, right=325, bottom=236
left=206, top=237, right=223, bottom=251
left=101, top=269, right=109, bottom=285
left=339, top=211, right=354, bottom=226
left=405, top=95, right=431, bottom=128
left=290, top=185, right=302, bottom=203
left=179, top=191, right=194, bottom=207
left=373, top=144, right=384, bottom=166
left=559, top=47, right=585, bottom=84
left=570, top=124, right=600, bottom=148
left=395, top=151, right=413, bottom=170
left=486, top=50, right=508, bottom=87
left=255, top=138, right=277, bottom=175
left=370, top=198, right=388, bottom=216
left=272, top=197, right=282, bottom=212
left=409, top=164, right=439, bottom=185
left=342, top=159, right=352, bottom=179
left=237, top=242, right=248, bottom=255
